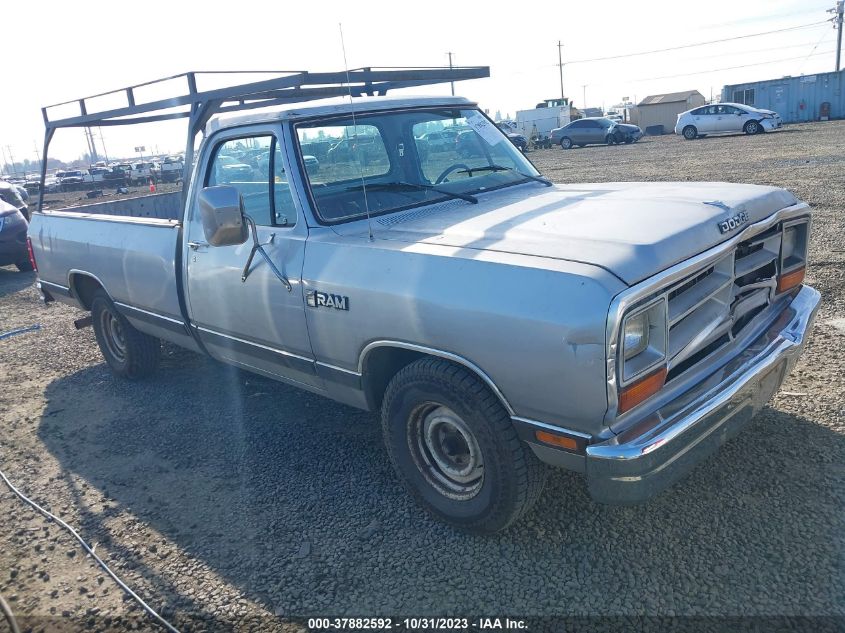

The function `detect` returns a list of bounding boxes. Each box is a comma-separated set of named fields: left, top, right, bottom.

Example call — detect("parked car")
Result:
left=675, top=103, right=783, bottom=140
left=551, top=117, right=621, bottom=149
left=0, top=199, right=32, bottom=271
left=0, top=180, right=29, bottom=221
left=416, top=131, right=453, bottom=155
left=124, top=163, right=153, bottom=185
left=56, top=170, right=86, bottom=191
left=456, top=130, right=483, bottom=157
left=151, top=157, right=184, bottom=183
left=87, top=167, right=111, bottom=182
left=214, top=155, right=253, bottom=182
left=326, top=136, right=379, bottom=162
left=505, top=132, right=528, bottom=152
left=32, top=72, right=819, bottom=534
left=610, top=123, right=643, bottom=144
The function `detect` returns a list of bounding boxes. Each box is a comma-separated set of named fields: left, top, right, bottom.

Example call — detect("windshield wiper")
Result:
left=346, top=181, right=478, bottom=204
left=457, top=165, right=553, bottom=187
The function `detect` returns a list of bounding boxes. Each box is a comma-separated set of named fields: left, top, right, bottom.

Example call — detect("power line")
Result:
left=690, top=39, right=831, bottom=61
left=566, top=20, right=831, bottom=64
left=693, top=4, right=832, bottom=31
left=798, top=28, right=832, bottom=72
left=626, top=48, right=835, bottom=83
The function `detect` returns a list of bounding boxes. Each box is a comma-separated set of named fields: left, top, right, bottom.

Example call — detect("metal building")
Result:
left=722, top=70, right=844, bottom=123
left=630, top=90, right=706, bottom=134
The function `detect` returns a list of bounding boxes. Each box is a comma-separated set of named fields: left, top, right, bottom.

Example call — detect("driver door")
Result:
left=184, top=127, right=321, bottom=389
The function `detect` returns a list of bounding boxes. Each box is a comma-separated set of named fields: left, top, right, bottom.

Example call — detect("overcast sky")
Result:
left=2, top=0, right=838, bottom=169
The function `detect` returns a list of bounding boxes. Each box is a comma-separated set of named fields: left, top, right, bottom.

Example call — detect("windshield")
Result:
left=295, top=107, right=542, bottom=223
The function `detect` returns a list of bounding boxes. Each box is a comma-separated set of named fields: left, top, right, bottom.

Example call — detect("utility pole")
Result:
left=582, top=84, right=587, bottom=109
left=447, top=52, right=455, bottom=96
left=833, top=0, right=844, bottom=72
left=98, top=127, right=109, bottom=163
left=6, top=146, right=17, bottom=177
left=557, top=41, right=565, bottom=103
left=33, top=140, right=42, bottom=175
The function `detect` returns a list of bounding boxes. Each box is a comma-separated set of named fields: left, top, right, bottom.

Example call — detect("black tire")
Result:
left=744, top=120, right=762, bottom=135
left=381, top=357, right=547, bottom=534
left=605, top=135, right=616, bottom=146
left=682, top=125, right=698, bottom=140
left=624, top=138, right=634, bottom=144
left=91, top=289, right=160, bottom=379
left=15, top=259, right=34, bottom=272
left=560, top=137, right=573, bottom=150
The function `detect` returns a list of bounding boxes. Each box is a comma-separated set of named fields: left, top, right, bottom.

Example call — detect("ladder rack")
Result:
left=38, top=66, right=490, bottom=210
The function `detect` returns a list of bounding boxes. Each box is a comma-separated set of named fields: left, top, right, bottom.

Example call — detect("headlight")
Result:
left=781, top=221, right=808, bottom=269
left=619, top=298, right=668, bottom=383
left=623, top=312, right=649, bottom=360
left=778, top=219, right=809, bottom=293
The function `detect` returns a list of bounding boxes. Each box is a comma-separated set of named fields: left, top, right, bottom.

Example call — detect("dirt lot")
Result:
left=2, top=122, right=844, bottom=632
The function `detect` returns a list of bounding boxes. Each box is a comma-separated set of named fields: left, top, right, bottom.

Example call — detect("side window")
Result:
left=206, top=135, right=296, bottom=227
left=570, top=120, right=586, bottom=129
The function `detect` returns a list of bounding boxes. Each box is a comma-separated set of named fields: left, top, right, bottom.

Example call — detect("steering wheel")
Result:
left=435, top=163, right=472, bottom=185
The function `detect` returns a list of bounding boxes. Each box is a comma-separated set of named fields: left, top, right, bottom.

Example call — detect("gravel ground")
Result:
left=1, top=122, right=844, bottom=632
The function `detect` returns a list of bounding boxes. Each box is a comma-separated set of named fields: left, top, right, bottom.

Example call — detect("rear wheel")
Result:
left=15, top=259, right=33, bottom=272
left=381, top=358, right=546, bottom=533
left=91, top=289, right=160, bottom=379
left=560, top=137, right=573, bottom=150
left=682, top=125, right=698, bottom=140
left=744, top=120, right=761, bottom=135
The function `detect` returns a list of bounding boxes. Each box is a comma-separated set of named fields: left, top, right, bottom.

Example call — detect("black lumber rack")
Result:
left=38, top=66, right=490, bottom=207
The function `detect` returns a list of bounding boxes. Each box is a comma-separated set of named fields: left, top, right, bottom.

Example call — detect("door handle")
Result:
left=188, top=241, right=208, bottom=250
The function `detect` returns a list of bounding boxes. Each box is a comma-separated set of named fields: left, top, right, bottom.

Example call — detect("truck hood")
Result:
left=374, top=181, right=798, bottom=285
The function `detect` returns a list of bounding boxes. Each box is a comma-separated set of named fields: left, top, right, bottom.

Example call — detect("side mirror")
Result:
left=198, top=185, right=248, bottom=247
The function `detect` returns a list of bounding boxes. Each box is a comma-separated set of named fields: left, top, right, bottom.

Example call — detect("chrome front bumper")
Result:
left=586, top=285, right=820, bottom=504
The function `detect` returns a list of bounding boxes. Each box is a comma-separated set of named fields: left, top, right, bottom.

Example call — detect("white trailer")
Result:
left=515, top=105, right=570, bottom=140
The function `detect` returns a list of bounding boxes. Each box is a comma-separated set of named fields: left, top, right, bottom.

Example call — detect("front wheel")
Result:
left=381, top=358, right=547, bottom=534
left=560, top=137, right=573, bottom=150
left=682, top=125, right=698, bottom=140
left=605, top=135, right=616, bottom=146
left=91, top=289, right=160, bottom=379
left=744, top=120, right=761, bottom=135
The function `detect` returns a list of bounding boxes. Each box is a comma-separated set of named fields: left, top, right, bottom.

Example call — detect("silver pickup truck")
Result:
left=28, top=69, right=820, bottom=533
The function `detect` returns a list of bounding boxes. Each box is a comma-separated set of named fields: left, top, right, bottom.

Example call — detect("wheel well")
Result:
left=362, top=347, right=426, bottom=411
left=69, top=274, right=104, bottom=311
left=361, top=345, right=514, bottom=416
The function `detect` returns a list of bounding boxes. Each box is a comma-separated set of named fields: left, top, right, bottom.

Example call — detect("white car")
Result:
left=675, top=103, right=782, bottom=140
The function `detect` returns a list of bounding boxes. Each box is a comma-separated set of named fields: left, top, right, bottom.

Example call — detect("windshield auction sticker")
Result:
left=465, top=112, right=503, bottom=146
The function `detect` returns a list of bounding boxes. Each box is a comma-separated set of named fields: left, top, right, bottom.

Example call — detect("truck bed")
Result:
left=29, top=191, right=194, bottom=349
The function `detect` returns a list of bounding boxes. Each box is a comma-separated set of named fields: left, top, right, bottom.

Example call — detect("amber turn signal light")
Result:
left=618, top=366, right=667, bottom=414
left=777, top=266, right=805, bottom=293
left=534, top=430, right=579, bottom=452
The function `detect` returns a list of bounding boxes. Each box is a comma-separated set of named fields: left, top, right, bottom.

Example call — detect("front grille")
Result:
left=665, top=227, right=783, bottom=382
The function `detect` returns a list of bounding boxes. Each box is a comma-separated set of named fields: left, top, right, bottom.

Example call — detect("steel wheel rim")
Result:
left=748, top=122, right=759, bottom=134
left=100, top=309, right=127, bottom=362
left=562, top=139, right=571, bottom=149
left=685, top=128, right=695, bottom=139
left=409, top=404, right=484, bottom=500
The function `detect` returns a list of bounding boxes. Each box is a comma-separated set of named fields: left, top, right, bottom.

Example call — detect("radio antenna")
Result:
left=339, top=23, right=374, bottom=242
